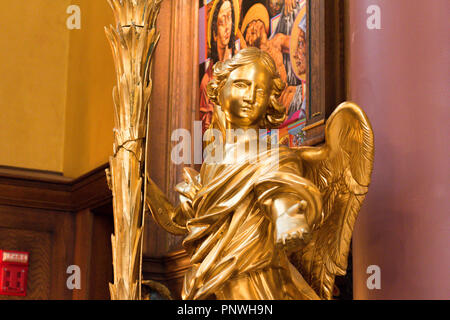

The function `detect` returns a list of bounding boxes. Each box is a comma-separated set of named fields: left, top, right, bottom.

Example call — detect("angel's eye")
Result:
left=256, top=88, right=266, bottom=97
left=233, top=81, right=248, bottom=89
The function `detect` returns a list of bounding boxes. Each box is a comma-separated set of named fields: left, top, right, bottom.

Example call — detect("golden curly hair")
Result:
left=206, top=48, right=286, bottom=136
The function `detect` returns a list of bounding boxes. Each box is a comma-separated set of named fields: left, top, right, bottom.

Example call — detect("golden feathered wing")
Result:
left=290, top=102, right=375, bottom=299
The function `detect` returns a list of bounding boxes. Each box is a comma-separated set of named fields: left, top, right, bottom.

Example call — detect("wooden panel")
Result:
left=142, top=249, right=190, bottom=299
left=145, top=0, right=199, bottom=257
left=0, top=206, right=74, bottom=300
left=308, top=0, right=326, bottom=124
left=50, top=211, right=75, bottom=300
left=70, top=207, right=113, bottom=300
left=165, top=0, right=199, bottom=206
left=145, top=0, right=175, bottom=258
left=305, top=0, right=346, bottom=143
left=0, top=227, right=51, bottom=300
left=72, top=209, right=94, bottom=300
left=88, top=211, right=113, bottom=300
left=0, top=165, right=113, bottom=300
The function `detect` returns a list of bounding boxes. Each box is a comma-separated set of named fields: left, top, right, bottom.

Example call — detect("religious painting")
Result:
left=199, top=0, right=308, bottom=147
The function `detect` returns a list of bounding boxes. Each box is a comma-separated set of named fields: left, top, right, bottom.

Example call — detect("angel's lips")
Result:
left=240, top=105, right=253, bottom=112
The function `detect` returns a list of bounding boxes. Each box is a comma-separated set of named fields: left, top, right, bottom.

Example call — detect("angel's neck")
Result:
left=224, top=128, right=260, bottom=145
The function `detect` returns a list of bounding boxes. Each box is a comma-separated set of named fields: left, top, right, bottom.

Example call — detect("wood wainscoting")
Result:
left=0, top=165, right=113, bottom=300
left=0, top=165, right=191, bottom=300
left=142, top=249, right=190, bottom=300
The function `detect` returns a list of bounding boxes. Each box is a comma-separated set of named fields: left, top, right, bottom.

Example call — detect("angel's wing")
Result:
left=290, top=102, right=374, bottom=299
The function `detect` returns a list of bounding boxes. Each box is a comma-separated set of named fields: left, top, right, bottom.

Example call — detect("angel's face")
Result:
left=218, top=61, right=272, bottom=129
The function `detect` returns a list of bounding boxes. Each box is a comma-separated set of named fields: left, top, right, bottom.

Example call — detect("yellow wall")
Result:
left=63, top=0, right=115, bottom=178
left=0, top=0, right=71, bottom=172
left=0, top=1, right=115, bottom=177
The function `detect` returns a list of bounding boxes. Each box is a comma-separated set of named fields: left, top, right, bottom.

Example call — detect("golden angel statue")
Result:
left=146, top=48, right=374, bottom=300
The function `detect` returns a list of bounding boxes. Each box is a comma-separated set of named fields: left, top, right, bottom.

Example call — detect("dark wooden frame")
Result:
left=304, top=0, right=346, bottom=145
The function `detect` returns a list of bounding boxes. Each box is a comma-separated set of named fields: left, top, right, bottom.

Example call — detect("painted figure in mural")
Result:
left=286, top=12, right=307, bottom=116
left=271, top=0, right=307, bottom=119
left=242, top=4, right=288, bottom=82
left=268, top=0, right=284, bottom=17
left=200, top=0, right=239, bottom=134
left=240, top=3, right=306, bottom=117
left=291, top=15, right=307, bottom=76
left=199, top=0, right=308, bottom=147
left=270, top=0, right=298, bottom=16
left=146, top=48, right=375, bottom=300
left=239, top=0, right=296, bottom=22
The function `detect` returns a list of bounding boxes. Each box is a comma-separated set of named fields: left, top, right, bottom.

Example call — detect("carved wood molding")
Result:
left=142, top=248, right=190, bottom=299
left=142, top=249, right=190, bottom=282
left=0, top=164, right=111, bottom=212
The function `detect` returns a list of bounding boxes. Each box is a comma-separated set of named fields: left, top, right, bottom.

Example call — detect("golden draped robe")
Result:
left=176, top=142, right=320, bottom=300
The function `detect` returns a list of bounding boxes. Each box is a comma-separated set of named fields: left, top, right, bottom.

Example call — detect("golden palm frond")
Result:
left=105, top=0, right=163, bottom=300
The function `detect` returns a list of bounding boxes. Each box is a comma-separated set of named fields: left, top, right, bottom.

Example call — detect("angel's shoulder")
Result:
left=276, top=145, right=304, bottom=175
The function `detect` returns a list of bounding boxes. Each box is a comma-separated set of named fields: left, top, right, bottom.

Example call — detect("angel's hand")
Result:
left=276, top=225, right=311, bottom=253
left=275, top=200, right=312, bottom=252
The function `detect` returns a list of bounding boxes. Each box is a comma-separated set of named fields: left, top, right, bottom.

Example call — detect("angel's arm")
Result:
left=145, top=175, right=188, bottom=235
left=255, top=161, right=323, bottom=253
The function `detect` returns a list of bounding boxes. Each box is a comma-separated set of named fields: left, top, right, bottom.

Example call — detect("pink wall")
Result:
left=347, top=0, right=449, bottom=299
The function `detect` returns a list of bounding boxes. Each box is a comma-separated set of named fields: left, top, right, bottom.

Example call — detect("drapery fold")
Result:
left=176, top=144, right=319, bottom=300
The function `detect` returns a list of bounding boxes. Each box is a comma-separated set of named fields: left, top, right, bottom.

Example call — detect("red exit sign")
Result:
left=0, top=250, right=29, bottom=297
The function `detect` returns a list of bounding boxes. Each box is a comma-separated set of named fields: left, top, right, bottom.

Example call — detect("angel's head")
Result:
left=206, top=48, right=286, bottom=133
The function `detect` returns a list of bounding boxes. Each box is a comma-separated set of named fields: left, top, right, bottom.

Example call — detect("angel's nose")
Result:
left=243, top=84, right=256, bottom=104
